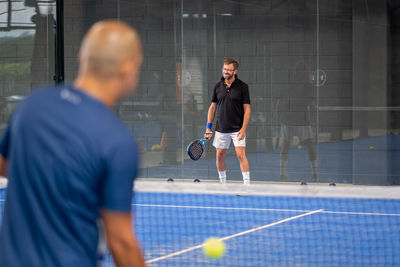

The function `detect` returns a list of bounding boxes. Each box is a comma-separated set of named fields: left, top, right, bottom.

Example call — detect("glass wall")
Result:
left=0, top=0, right=56, bottom=130
left=2, top=0, right=398, bottom=185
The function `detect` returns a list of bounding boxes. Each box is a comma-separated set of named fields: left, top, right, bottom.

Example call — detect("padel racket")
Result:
left=187, top=138, right=207, bottom=160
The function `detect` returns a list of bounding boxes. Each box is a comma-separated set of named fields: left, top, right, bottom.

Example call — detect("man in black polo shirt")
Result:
left=204, top=58, right=251, bottom=184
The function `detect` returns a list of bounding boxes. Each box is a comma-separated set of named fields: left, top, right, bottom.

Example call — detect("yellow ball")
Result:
left=297, top=145, right=302, bottom=150
left=202, top=237, right=225, bottom=259
left=369, top=146, right=375, bottom=150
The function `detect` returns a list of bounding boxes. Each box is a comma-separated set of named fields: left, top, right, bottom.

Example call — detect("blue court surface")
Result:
left=2, top=184, right=400, bottom=267
left=109, top=184, right=400, bottom=267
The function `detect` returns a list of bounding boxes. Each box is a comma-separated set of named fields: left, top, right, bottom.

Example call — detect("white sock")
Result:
left=242, top=172, right=250, bottom=184
left=218, top=170, right=226, bottom=183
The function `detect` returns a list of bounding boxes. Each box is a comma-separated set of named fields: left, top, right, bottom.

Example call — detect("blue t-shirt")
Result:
left=0, top=85, right=139, bottom=267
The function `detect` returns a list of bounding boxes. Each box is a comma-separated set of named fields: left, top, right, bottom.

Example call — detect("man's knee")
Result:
left=235, top=149, right=247, bottom=162
left=216, top=150, right=226, bottom=162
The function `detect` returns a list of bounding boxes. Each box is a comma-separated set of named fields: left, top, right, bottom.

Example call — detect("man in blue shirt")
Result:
left=0, top=21, right=145, bottom=267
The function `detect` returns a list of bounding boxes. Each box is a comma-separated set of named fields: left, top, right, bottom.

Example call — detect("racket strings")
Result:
left=189, top=142, right=203, bottom=160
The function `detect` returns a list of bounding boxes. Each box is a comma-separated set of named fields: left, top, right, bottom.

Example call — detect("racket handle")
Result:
left=204, top=131, right=213, bottom=140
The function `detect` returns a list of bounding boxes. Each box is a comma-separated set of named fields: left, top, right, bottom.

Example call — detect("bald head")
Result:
left=79, top=20, right=142, bottom=79
left=75, top=21, right=143, bottom=105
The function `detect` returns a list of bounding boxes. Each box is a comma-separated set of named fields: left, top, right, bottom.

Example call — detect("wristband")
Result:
left=206, top=123, right=212, bottom=129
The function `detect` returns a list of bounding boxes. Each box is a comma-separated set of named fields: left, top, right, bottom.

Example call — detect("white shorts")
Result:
left=213, top=131, right=246, bottom=149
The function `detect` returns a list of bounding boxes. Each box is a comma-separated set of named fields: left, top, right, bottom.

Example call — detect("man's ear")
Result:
left=119, top=60, right=130, bottom=77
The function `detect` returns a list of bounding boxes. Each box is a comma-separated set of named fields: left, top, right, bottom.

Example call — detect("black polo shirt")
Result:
left=211, top=75, right=250, bottom=133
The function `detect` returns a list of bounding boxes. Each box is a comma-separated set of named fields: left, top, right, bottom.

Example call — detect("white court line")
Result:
left=145, top=209, right=323, bottom=264
left=134, top=203, right=400, bottom=216
left=323, top=210, right=400, bottom=216
left=133, top=203, right=310, bottom=213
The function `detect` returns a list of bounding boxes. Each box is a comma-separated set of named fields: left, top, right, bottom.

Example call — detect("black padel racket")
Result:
left=187, top=138, right=207, bottom=160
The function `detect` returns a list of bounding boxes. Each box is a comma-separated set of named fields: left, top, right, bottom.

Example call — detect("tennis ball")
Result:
left=369, top=146, right=375, bottom=150
left=297, top=145, right=302, bottom=150
left=203, top=237, right=225, bottom=259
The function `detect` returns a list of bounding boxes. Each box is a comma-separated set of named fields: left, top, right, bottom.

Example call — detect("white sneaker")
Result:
left=219, top=177, right=226, bottom=184
left=243, top=179, right=250, bottom=185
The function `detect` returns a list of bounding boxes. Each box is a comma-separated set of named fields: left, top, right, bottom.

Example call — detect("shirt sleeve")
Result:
left=0, top=124, right=11, bottom=159
left=242, top=84, right=251, bottom=105
left=211, top=84, right=218, bottom=103
left=101, top=136, right=139, bottom=212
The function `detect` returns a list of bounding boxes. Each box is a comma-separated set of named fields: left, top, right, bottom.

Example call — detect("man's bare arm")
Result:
left=205, top=103, right=217, bottom=139
left=241, top=104, right=251, bottom=131
left=101, top=210, right=146, bottom=267
left=238, top=104, right=251, bottom=140
left=207, top=103, right=216, bottom=124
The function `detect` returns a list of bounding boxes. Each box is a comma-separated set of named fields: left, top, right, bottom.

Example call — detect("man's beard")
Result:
left=224, top=73, right=234, bottom=80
